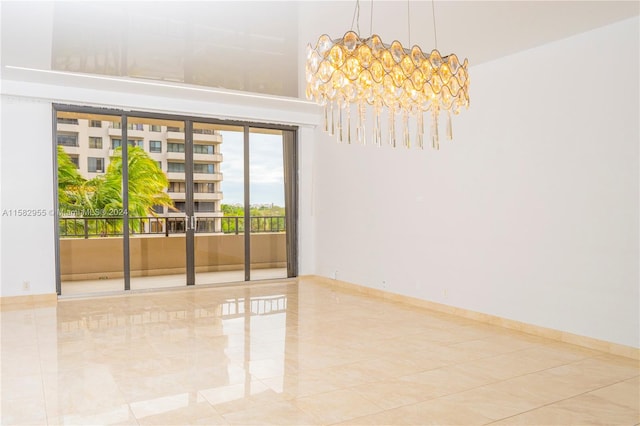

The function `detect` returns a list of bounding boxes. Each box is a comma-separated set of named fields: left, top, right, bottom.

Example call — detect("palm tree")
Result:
left=57, top=146, right=175, bottom=236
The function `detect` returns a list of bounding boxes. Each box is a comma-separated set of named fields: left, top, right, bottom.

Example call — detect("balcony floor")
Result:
left=61, top=268, right=287, bottom=296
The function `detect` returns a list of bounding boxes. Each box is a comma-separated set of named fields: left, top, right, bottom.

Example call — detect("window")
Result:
left=112, top=121, right=122, bottom=129
left=69, top=155, right=79, bottom=169
left=156, top=161, right=162, bottom=170
left=193, top=129, right=216, bottom=135
left=167, top=162, right=185, bottom=173
left=128, top=140, right=143, bottom=148
left=194, top=182, right=216, bottom=193
left=149, top=140, right=162, bottom=153
left=195, top=202, right=215, bottom=212
left=152, top=205, right=164, bottom=214
left=168, top=181, right=186, bottom=193
left=193, top=163, right=215, bottom=174
left=174, top=202, right=186, bottom=212
left=167, top=126, right=183, bottom=132
left=194, top=144, right=215, bottom=155
left=89, top=137, right=103, bottom=149
left=88, top=157, right=104, bottom=173
left=150, top=125, right=162, bottom=132
left=167, top=143, right=185, bottom=153
left=57, top=118, right=78, bottom=125
left=89, top=120, right=102, bottom=128
left=112, top=138, right=122, bottom=149
left=127, top=123, right=144, bottom=131
left=57, top=133, right=78, bottom=147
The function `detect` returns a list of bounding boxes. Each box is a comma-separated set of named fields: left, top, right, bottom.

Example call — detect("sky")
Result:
left=219, top=130, right=285, bottom=207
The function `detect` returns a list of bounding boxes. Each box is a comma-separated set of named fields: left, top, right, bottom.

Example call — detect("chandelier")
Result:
left=305, top=4, right=469, bottom=150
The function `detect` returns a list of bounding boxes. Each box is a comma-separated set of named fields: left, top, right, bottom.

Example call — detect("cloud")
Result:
left=219, top=130, right=285, bottom=206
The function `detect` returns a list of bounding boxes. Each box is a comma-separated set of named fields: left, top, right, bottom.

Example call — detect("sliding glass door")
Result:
left=54, top=106, right=297, bottom=295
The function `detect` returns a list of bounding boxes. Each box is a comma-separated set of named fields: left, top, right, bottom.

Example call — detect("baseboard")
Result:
left=0, top=293, right=57, bottom=309
left=302, top=275, right=639, bottom=361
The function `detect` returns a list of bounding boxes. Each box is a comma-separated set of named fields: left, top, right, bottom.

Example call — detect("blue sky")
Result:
left=219, top=130, right=285, bottom=206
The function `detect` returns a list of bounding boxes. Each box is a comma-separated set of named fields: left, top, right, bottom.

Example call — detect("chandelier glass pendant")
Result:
left=305, top=5, right=470, bottom=150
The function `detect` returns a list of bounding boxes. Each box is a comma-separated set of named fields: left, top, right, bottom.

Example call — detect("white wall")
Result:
left=313, top=17, right=639, bottom=348
left=1, top=97, right=57, bottom=297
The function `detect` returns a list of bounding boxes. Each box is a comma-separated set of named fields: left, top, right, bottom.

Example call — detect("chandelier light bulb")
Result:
left=306, top=31, right=470, bottom=149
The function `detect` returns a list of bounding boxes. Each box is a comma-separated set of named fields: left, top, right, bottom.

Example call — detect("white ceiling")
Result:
left=1, top=1, right=638, bottom=98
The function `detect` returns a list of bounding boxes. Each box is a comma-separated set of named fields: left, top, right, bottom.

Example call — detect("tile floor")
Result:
left=1, top=277, right=638, bottom=425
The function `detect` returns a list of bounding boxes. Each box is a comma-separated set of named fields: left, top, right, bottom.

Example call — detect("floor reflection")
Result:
left=2, top=278, right=638, bottom=425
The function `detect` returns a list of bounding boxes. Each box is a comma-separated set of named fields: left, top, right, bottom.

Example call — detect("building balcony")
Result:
left=57, top=123, right=79, bottom=132
left=167, top=131, right=185, bottom=140
left=193, top=152, right=223, bottom=162
left=167, top=192, right=185, bottom=200
left=127, top=130, right=145, bottom=139
left=166, top=172, right=186, bottom=181
left=194, top=172, right=222, bottom=181
left=193, top=132, right=222, bottom=143
left=108, top=127, right=122, bottom=137
left=194, top=192, right=223, bottom=201
left=167, top=151, right=185, bottom=160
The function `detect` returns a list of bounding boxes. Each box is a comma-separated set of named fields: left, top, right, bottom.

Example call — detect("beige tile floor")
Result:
left=1, top=277, right=638, bottom=425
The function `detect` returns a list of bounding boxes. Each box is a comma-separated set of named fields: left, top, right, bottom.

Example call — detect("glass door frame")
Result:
left=53, top=104, right=298, bottom=295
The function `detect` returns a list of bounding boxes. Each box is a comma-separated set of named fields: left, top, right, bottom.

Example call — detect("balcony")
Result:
left=108, top=127, right=122, bottom=137
left=194, top=192, right=223, bottom=201
left=194, top=172, right=222, bottom=181
left=194, top=152, right=223, bottom=162
left=58, top=215, right=286, bottom=281
left=167, top=131, right=185, bottom=140
left=167, top=151, right=185, bottom=160
left=193, top=132, right=222, bottom=143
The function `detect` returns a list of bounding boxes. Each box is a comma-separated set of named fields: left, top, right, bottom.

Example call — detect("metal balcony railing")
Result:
left=59, top=215, right=285, bottom=238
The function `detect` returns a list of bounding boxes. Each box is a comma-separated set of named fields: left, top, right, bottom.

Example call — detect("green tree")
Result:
left=57, top=146, right=175, bottom=236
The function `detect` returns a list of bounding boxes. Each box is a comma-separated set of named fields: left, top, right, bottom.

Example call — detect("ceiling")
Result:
left=1, top=1, right=638, bottom=98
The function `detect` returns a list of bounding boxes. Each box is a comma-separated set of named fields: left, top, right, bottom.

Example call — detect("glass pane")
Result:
left=194, top=123, right=245, bottom=285
left=127, top=117, right=187, bottom=290
left=249, top=128, right=287, bottom=280
left=57, top=111, right=124, bottom=295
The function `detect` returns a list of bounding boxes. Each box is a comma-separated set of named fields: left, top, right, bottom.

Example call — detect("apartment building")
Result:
left=56, top=117, right=224, bottom=232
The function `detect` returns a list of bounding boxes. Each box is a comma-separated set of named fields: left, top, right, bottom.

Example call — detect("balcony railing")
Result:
left=59, top=216, right=285, bottom=238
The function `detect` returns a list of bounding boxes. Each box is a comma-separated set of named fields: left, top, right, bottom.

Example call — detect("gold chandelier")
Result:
left=305, top=5, right=469, bottom=150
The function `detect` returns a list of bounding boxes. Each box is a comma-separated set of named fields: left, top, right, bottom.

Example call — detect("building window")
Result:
left=150, top=125, right=162, bottom=132
left=128, top=140, right=143, bottom=148
left=193, top=163, right=215, bottom=174
left=194, top=144, right=215, bottom=155
left=57, top=133, right=78, bottom=147
left=167, top=126, right=183, bottom=132
left=195, top=202, right=215, bottom=212
left=112, top=138, right=122, bottom=149
left=88, top=157, right=105, bottom=173
left=168, top=181, right=186, bottom=193
left=111, top=121, right=122, bottom=129
left=57, top=117, right=78, bottom=125
left=89, top=120, right=102, bottom=128
left=167, top=162, right=185, bottom=173
left=167, top=143, right=185, bottom=153
left=152, top=205, right=164, bottom=214
left=156, top=161, right=162, bottom=170
left=69, top=155, right=79, bottom=169
left=194, top=182, right=216, bottom=193
left=174, top=202, right=186, bottom=212
left=127, top=123, right=144, bottom=131
left=88, top=137, right=103, bottom=149
left=193, top=128, right=216, bottom=135
left=149, top=140, right=162, bottom=153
